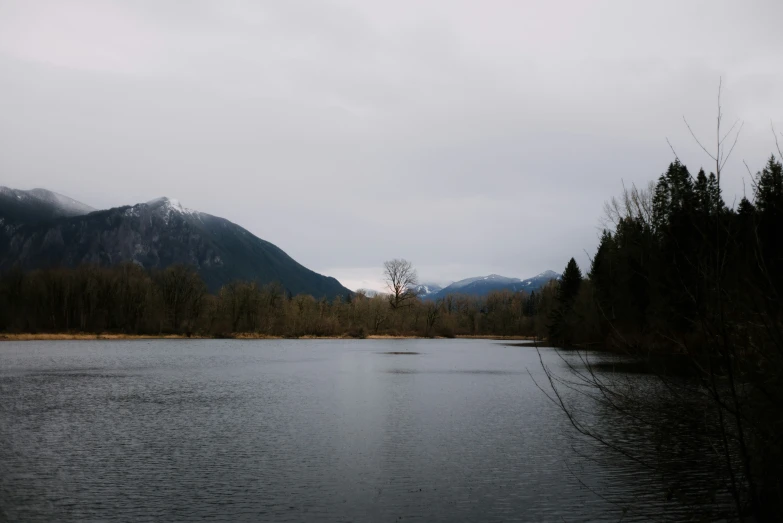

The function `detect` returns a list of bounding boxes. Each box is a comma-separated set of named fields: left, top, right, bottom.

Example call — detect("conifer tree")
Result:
left=754, top=156, right=783, bottom=293
left=590, top=230, right=616, bottom=321
left=736, top=196, right=755, bottom=218
left=754, top=155, right=783, bottom=218
left=694, top=168, right=710, bottom=215
left=707, top=172, right=723, bottom=215
left=558, top=258, right=582, bottom=305
left=548, top=258, right=582, bottom=342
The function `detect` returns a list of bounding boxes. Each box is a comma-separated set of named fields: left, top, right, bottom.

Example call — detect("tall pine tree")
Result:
left=590, top=230, right=617, bottom=322
left=548, top=258, right=583, bottom=343
left=754, top=156, right=783, bottom=294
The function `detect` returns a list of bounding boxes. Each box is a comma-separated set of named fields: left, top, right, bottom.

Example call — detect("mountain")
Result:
left=411, top=283, right=443, bottom=298
left=424, top=272, right=559, bottom=300
left=0, top=186, right=96, bottom=223
left=425, top=274, right=522, bottom=300
left=0, top=192, right=351, bottom=298
left=520, top=270, right=561, bottom=291
left=356, top=289, right=381, bottom=298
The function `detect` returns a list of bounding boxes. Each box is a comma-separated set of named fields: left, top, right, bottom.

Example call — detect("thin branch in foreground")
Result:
left=683, top=116, right=717, bottom=162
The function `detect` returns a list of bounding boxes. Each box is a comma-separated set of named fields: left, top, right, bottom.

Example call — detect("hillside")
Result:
left=0, top=192, right=350, bottom=298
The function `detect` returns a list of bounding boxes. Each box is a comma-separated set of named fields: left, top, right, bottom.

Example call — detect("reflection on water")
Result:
left=384, top=369, right=525, bottom=375
left=0, top=339, right=728, bottom=521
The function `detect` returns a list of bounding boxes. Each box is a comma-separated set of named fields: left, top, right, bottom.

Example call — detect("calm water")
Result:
left=0, top=339, right=691, bottom=522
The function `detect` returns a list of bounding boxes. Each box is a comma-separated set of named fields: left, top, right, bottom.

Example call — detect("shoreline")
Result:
left=0, top=333, right=537, bottom=342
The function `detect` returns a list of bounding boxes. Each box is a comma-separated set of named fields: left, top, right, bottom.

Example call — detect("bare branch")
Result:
left=683, top=116, right=717, bottom=162
left=665, top=137, right=681, bottom=163
left=719, top=118, right=740, bottom=145
left=772, top=121, right=783, bottom=160
left=720, top=121, right=744, bottom=171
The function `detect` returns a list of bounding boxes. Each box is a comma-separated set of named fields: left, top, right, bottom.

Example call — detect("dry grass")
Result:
left=0, top=333, right=538, bottom=342
left=0, top=333, right=196, bottom=341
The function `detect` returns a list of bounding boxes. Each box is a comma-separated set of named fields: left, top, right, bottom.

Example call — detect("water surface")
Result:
left=0, top=339, right=669, bottom=521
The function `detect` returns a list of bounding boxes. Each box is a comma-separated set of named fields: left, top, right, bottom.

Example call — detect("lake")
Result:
left=0, top=339, right=694, bottom=521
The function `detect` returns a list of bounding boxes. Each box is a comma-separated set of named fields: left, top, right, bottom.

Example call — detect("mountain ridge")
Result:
left=422, top=271, right=559, bottom=300
left=0, top=186, right=96, bottom=223
left=0, top=189, right=351, bottom=298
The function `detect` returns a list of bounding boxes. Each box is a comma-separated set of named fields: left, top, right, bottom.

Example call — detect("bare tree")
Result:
left=600, top=180, right=655, bottom=231
left=383, top=258, right=419, bottom=309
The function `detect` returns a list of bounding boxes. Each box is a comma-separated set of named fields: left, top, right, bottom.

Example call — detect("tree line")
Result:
left=545, top=156, right=783, bottom=349
left=0, top=261, right=557, bottom=338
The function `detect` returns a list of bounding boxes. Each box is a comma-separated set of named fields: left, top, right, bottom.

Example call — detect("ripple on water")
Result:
left=0, top=339, right=731, bottom=522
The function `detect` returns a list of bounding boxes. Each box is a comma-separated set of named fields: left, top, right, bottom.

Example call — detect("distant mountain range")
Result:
left=0, top=187, right=351, bottom=298
left=420, top=271, right=559, bottom=300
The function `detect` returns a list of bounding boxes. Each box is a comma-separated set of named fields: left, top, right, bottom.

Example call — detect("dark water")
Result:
left=0, top=339, right=693, bottom=521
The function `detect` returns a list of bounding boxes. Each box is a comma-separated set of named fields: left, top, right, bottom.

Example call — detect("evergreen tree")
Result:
left=754, top=156, right=783, bottom=293
left=589, top=230, right=616, bottom=321
left=614, top=217, right=652, bottom=329
left=754, top=155, right=783, bottom=218
left=707, top=172, right=723, bottom=215
left=694, top=168, right=710, bottom=216
left=737, top=196, right=755, bottom=218
left=523, top=291, right=537, bottom=317
left=652, top=175, right=670, bottom=234
left=694, top=169, right=724, bottom=216
left=558, top=258, right=582, bottom=305
left=548, top=258, right=582, bottom=342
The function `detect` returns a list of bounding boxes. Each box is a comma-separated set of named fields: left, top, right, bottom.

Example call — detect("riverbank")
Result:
left=0, top=333, right=537, bottom=342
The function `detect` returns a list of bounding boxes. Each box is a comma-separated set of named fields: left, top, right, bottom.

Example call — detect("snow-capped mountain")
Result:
left=356, top=288, right=383, bottom=298
left=0, top=186, right=96, bottom=223
left=521, top=270, right=561, bottom=289
left=424, top=274, right=522, bottom=300
left=0, top=189, right=351, bottom=298
left=423, top=272, right=559, bottom=300
left=144, top=196, right=200, bottom=216
left=411, top=283, right=444, bottom=298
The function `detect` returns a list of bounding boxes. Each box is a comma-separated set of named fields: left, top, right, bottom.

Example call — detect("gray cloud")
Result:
left=2, top=0, right=782, bottom=290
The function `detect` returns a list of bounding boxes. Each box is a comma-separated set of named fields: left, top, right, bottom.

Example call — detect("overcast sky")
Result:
left=1, top=1, right=782, bottom=291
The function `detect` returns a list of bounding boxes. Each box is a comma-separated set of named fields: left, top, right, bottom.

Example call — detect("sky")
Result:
left=1, top=1, right=782, bottom=292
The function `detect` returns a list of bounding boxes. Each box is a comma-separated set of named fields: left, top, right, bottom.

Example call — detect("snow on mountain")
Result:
left=447, top=276, right=487, bottom=289
left=0, top=186, right=95, bottom=217
left=521, top=270, right=561, bottom=287
left=446, top=274, right=522, bottom=290
left=424, top=274, right=520, bottom=300
left=411, top=283, right=444, bottom=297
left=145, top=196, right=200, bottom=216
left=423, top=271, right=560, bottom=300
left=357, top=288, right=380, bottom=297
left=26, top=188, right=96, bottom=216
left=138, top=197, right=203, bottom=225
